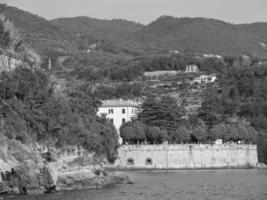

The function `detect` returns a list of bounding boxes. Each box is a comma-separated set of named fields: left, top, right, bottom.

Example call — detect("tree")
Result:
left=198, top=57, right=227, bottom=74
left=192, top=125, right=208, bottom=143
left=257, top=130, right=267, bottom=164
left=209, top=123, right=229, bottom=142
left=0, top=66, right=119, bottom=162
left=120, top=121, right=146, bottom=144
left=170, top=126, right=190, bottom=144
left=235, top=122, right=257, bottom=144
left=145, top=126, right=168, bottom=144
left=138, top=96, right=184, bottom=133
left=198, top=86, right=224, bottom=128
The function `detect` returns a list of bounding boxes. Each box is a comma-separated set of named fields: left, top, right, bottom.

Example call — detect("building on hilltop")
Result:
left=97, top=99, right=142, bottom=143
left=144, top=70, right=180, bottom=78
left=0, top=48, right=24, bottom=72
left=192, top=74, right=217, bottom=84
left=203, top=54, right=223, bottom=59
left=185, top=65, right=199, bottom=73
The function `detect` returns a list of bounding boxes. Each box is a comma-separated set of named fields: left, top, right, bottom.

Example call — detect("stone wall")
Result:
left=113, top=144, right=258, bottom=169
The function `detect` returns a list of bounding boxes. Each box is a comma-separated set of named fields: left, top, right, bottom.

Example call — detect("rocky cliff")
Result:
left=0, top=138, right=131, bottom=195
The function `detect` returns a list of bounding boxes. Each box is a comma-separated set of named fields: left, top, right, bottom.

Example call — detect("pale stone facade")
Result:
left=0, top=49, right=23, bottom=72
left=185, top=65, right=199, bottom=73
left=113, top=144, right=258, bottom=169
left=97, top=99, right=141, bottom=143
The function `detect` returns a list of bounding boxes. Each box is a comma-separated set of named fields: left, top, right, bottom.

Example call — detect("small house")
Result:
left=192, top=74, right=217, bottom=84
left=185, top=65, right=199, bottom=73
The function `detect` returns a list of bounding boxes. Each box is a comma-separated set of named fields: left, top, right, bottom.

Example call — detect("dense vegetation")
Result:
left=92, top=83, right=145, bottom=100
left=1, top=4, right=267, bottom=58
left=119, top=62, right=267, bottom=163
left=198, top=65, right=267, bottom=163
left=1, top=4, right=267, bottom=164
left=0, top=4, right=78, bottom=55
left=0, top=17, right=119, bottom=162
left=0, top=67, right=119, bottom=162
left=0, top=14, right=41, bottom=67
left=120, top=96, right=257, bottom=145
left=59, top=53, right=261, bottom=84
left=53, top=16, right=144, bottom=55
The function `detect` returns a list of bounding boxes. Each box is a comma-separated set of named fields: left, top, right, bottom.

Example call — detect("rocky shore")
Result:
left=0, top=161, right=132, bottom=195
left=0, top=140, right=132, bottom=196
left=256, top=163, right=267, bottom=169
left=57, top=168, right=132, bottom=191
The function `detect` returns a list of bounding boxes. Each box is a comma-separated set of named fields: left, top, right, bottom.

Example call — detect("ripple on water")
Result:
left=4, top=169, right=267, bottom=200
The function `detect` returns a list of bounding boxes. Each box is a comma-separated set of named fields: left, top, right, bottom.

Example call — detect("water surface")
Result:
left=4, top=169, right=267, bottom=200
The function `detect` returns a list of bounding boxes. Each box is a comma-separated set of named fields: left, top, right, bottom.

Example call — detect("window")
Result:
left=110, top=118, right=114, bottom=124
left=145, top=158, right=153, bottom=165
left=122, top=118, right=126, bottom=124
left=127, top=158, right=134, bottom=165
left=108, top=109, right=113, bottom=114
left=122, top=108, right=125, bottom=114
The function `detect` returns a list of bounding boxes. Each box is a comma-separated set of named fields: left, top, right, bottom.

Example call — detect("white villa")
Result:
left=185, top=65, right=199, bottom=73
left=97, top=99, right=141, bottom=143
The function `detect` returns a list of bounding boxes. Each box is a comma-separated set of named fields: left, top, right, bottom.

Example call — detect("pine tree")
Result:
left=138, top=96, right=183, bottom=133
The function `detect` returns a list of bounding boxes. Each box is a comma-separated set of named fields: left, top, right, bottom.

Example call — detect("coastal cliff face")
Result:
left=113, top=144, right=258, bottom=169
left=0, top=138, right=42, bottom=171
left=0, top=139, right=129, bottom=195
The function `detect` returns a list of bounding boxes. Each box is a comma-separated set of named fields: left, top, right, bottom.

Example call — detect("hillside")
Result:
left=135, top=16, right=267, bottom=57
left=2, top=4, right=267, bottom=58
left=1, top=4, right=267, bottom=165
left=55, top=15, right=267, bottom=57
left=0, top=4, right=78, bottom=55
left=52, top=17, right=145, bottom=55
left=53, top=17, right=143, bottom=43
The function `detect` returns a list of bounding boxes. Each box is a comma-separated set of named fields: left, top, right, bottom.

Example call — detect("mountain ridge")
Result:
left=136, top=15, right=267, bottom=57
left=1, top=4, right=267, bottom=58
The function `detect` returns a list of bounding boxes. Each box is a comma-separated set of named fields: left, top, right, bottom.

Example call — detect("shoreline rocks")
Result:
left=1, top=142, right=132, bottom=196
left=57, top=168, right=133, bottom=191
left=1, top=163, right=133, bottom=196
left=256, top=163, right=267, bottom=169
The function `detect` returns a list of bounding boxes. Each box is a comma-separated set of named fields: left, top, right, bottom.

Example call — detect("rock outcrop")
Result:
left=257, top=163, right=267, bottom=169
left=0, top=141, right=131, bottom=195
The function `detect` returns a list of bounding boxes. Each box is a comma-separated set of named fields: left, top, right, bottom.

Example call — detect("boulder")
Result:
left=257, top=163, right=267, bottom=168
left=103, top=173, right=134, bottom=186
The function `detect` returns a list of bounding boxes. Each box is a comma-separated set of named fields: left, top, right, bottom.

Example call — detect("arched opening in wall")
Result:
left=127, top=158, right=134, bottom=165
left=145, top=158, right=153, bottom=165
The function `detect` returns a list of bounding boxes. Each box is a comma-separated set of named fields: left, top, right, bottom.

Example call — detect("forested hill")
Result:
left=52, top=17, right=143, bottom=43
left=1, top=4, right=267, bottom=58
left=52, top=17, right=144, bottom=55
left=136, top=16, right=267, bottom=57
left=54, top=15, right=267, bottom=57
left=0, top=4, right=78, bottom=55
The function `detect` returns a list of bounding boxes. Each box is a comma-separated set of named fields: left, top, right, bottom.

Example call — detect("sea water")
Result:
left=3, top=169, right=267, bottom=200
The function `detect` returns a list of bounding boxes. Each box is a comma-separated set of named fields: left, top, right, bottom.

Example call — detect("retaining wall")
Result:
left=113, top=144, right=258, bottom=169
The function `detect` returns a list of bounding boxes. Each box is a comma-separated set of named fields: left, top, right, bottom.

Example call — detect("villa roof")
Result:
left=100, top=99, right=141, bottom=108
left=186, top=64, right=198, bottom=67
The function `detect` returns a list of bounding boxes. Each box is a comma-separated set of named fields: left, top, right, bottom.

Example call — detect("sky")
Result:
left=1, top=0, right=267, bottom=24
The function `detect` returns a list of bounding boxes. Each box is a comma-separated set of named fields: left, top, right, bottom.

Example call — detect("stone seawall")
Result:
left=113, top=144, right=258, bottom=169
